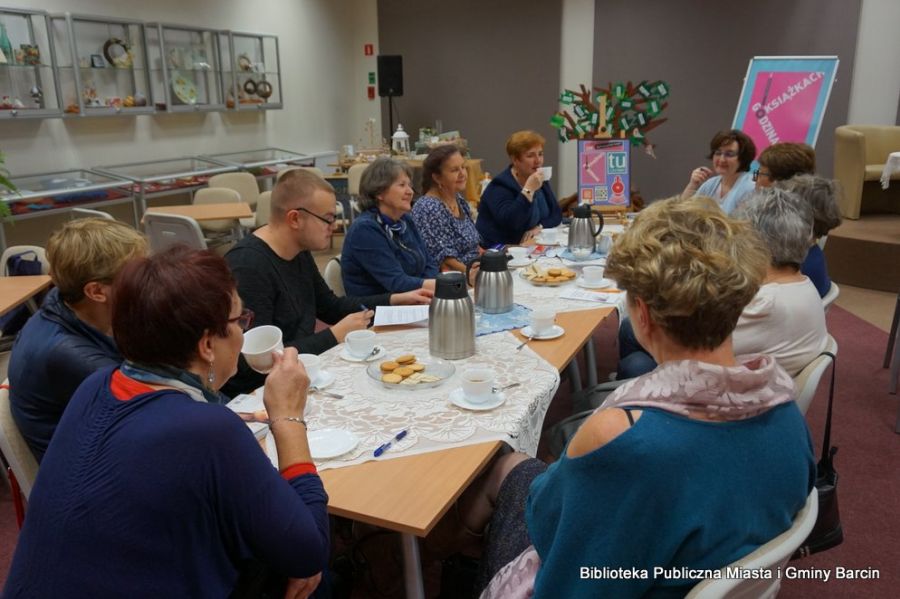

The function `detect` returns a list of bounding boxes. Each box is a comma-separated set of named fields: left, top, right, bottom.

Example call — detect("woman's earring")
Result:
left=207, top=360, right=215, bottom=386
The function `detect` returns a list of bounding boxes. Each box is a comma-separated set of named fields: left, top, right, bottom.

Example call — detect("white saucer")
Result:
left=576, top=277, right=613, bottom=289
left=521, top=324, right=565, bottom=340
left=307, top=428, right=359, bottom=459
left=340, top=345, right=386, bottom=362
left=534, top=237, right=561, bottom=246
left=508, top=258, right=535, bottom=268
left=310, top=370, right=336, bottom=389
left=449, top=388, right=506, bottom=411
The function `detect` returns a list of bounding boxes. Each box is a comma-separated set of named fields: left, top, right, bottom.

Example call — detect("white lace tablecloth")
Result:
left=264, top=328, right=560, bottom=471
left=511, top=257, right=626, bottom=313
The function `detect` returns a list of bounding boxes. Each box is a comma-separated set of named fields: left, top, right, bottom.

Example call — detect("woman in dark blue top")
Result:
left=476, top=130, right=561, bottom=246
left=342, top=157, right=439, bottom=295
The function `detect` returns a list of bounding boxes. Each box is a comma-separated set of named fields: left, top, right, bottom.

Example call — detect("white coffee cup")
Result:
left=242, top=325, right=284, bottom=373
left=531, top=309, right=556, bottom=336
left=298, top=353, right=321, bottom=384
left=583, top=266, right=605, bottom=286
left=346, top=329, right=377, bottom=359
left=539, top=166, right=553, bottom=181
left=461, top=367, right=496, bottom=404
left=508, top=246, right=528, bottom=261
left=540, top=229, right=557, bottom=244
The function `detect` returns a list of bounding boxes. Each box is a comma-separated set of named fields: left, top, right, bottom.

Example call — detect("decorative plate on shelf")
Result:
left=171, top=70, right=198, bottom=105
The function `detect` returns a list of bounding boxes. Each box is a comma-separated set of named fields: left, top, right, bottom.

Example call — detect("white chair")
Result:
left=142, top=213, right=207, bottom=253
left=686, top=490, right=819, bottom=599
left=0, top=245, right=49, bottom=276
left=277, top=166, right=325, bottom=181
left=70, top=208, right=114, bottom=220
left=208, top=172, right=260, bottom=229
left=0, top=380, right=39, bottom=528
left=793, top=335, right=838, bottom=415
left=816, top=235, right=828, bottom=250
left=256, top=190, right=272, bottom=228
left=822, top=281, right=839, bottom=313
left=347, top=163, right=368, bottom=218
left=323, top=256, right=345, bottom=297
left=193, top=187, right=243, bottom=245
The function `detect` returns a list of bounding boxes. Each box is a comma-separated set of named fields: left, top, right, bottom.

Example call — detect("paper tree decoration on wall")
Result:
left=551, top=81, right=670, bottom=156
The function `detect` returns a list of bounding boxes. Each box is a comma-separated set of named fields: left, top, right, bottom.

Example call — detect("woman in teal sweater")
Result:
left=452, top=197, right=816, bottom=598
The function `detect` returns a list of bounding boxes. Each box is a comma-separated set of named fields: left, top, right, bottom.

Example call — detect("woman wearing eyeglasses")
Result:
left=342, top=157, right=439, bottom=295
left=5, top=247, right=329, bottom=598
left=681, top=129, right=757, bottom=214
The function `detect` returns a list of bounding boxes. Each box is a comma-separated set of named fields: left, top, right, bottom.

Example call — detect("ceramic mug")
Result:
left=298, top=353, right=321, bottom=384
left=346, top=330, right=377, bottom=359
left=508, top=247, right=528, bottom=261
left=242, top=325, right=283, bottom=373
left=530, top=309, right=556, bottom=336
left=582, top=266, right=605, bottom=286
left=461, top=367, right=496, bottom=404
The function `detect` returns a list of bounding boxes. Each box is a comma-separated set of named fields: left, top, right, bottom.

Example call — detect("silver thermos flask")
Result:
left=466, top=249, right=514, bottom=314
left=429, top=272, right=476, bottom=360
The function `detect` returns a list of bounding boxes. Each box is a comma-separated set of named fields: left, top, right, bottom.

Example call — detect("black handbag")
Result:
left=792, top=351, right=843, bottom=559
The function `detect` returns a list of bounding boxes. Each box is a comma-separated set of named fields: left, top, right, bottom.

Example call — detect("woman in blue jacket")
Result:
left=342, top=157, right=438, bottom=295
left=476, top=130, right=561, bottom=246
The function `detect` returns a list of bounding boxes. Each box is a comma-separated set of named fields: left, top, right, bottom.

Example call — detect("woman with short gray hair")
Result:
left=341, top=157, right=438, bottom=295
left=777, top=174, right=843, bottom=297
left=731, top=187, right=827, bottom=374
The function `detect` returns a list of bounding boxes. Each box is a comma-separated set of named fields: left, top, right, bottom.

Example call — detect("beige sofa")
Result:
left=833, top=125, right=900, bottom=219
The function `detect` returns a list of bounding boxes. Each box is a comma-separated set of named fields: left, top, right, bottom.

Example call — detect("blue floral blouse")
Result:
left=410, top=194, right=481, bottom=267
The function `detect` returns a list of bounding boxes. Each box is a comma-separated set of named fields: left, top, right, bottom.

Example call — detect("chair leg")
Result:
left=890, top=322, right=900, bottom=395
left=8, top=467, right=24, bottom=529
left=885, top=294, right=900, bottom=369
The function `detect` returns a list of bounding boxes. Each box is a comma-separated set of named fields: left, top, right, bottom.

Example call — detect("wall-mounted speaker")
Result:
left=377, top=55, right=403, bottom=97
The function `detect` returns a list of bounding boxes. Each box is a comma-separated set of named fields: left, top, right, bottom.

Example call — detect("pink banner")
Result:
left=740, top=71, right=825, bottom=157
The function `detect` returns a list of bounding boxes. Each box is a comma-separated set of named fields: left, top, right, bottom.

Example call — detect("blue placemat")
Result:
left=475, top=303, right=532, bottom=337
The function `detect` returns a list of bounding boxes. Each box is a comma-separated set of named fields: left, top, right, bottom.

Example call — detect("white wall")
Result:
left=0, top=0, right=380, bottom=176
left=847, top=0, right=900, bottom=125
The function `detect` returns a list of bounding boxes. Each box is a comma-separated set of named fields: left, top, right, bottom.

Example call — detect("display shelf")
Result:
left=226, top=31, right=281, bottom=110
left=51, top=12, right=154, bottom=117
left=146, top=23, right=227, bottom=113
left=203, top=147, right=314, bottom=176
left=93, top=156, right=237, bottom=215
left=0, top=7, right=63, bottom=119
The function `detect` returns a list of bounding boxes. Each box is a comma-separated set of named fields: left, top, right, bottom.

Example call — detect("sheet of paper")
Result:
left=558, top=288, right=614, bottom=303
left=226, top=393, right=269, bottom=439
left=373, top=305, right=430, bottom=327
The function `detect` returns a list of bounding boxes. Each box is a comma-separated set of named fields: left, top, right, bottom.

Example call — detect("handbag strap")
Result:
left=819, top=351, right=837, bottom=468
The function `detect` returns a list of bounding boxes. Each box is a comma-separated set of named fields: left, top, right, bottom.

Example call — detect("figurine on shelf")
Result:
left=21, top=44, right=40, bottom=66
left=82, top=80, right=101, bottom=107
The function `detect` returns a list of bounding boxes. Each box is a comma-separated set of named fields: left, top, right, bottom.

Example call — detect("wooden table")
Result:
left=144, top=202, right=253, bottom=221
left=0, top=275, right=53, bottom=317
left=319, top=306, right=614, bottom=597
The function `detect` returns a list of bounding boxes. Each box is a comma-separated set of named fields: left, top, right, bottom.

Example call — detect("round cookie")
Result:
left=547, top=268, right=562, bottom=276
left=382, top=373, right=403, bottom=384
left=396, top=354, right=416, bottom=365
left=394, top=366, right=414, bottom=377
left=380, top=360, right=400, bottom=372
left=409, top=363, right=425, bottom=372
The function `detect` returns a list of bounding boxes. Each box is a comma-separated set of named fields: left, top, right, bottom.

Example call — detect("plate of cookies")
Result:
left=518, top=264, right=577, bottom=286
left=367, top=353, right=455, bottom=390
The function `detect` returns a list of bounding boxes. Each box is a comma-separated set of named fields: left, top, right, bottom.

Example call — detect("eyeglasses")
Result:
left=291, top=206, right=337, bottom=225
left=713, top=150, right=739, bottom=159
left=752, top=169, right=773, bottom=182
left=228, top=308, right=254, bottom=332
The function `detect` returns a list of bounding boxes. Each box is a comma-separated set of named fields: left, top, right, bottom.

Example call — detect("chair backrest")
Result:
left=256, top=190, right=273, bottom=228
left=323, top=255, right=345, bottom=297
left=816, top=235, right=828, bottom=250
left=142, top=213, right=207, bottom=253
left=0, top=380, right=39, bottom=500
left=208, top=172, right=260, bottom=209
left=793, top=334, right=837, bottom=415
left=0, top=245, right=49, bottom=276
left=70, top=208, right=114, bottom=221
left=347, top=163, right=368, bottom=197
left=277, top=166, right=326, bottom=182
left=822, top=281, right=840, bottom=313
left=686, top=490, right=818, bottom=599
left=193, top=187, right=242, bottom=232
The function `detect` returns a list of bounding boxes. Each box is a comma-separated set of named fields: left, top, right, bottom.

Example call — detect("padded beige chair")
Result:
left=793, top=335, right=837, bottom=415
left=256, top=190, right=272, bottom=228
left=686, top=490, right=818, bottom=599
left=193, top=187, right=242, bottom=238
left=70, top=208, right=114, bottom=220
left=833, top=125, right=900, bottom=219
left=347, top=163, right=368, bottom=218
left=0, top=380, right=39, bottom=527
left=323, top=255, right=345, bottom=297
left=208, top=172, right=260, bottom=228
left=822, top=281, right=840, bottom=313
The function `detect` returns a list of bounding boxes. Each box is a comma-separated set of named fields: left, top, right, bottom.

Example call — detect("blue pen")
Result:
left=374, top=429, right=408, bottom=457
left=360, top=304, right=370, bottom=312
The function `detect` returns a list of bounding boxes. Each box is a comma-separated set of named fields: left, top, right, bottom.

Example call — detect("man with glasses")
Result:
left=223, top=169, right=432, bottom=396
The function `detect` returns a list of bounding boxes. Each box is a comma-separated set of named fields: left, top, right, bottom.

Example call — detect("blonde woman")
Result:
left=9, top=218, right=147, bottom=462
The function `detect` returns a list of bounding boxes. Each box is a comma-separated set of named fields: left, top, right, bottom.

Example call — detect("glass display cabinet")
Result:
left=51, top=13, right=154, bottom=116
left=94, top=156, right=236, bottom=215
left=0, top=7, right=62, bottom=119
left=0, top=168, right=135, bottom=251
left=146, top=23, right=226, bottom=112
left=204, top=147, right=313, bottom=179
left=227, top=31, right=281, bottom=110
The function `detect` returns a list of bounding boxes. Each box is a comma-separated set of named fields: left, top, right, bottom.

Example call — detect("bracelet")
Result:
left=269, top=416, right=307, bottom=431
left=522, top=187, right=535, bottom=195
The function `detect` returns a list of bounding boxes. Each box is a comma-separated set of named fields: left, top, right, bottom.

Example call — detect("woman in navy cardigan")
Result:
left=476, top=130, right=561, bottom=246
left=341, top=157, right=438, bottom=295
